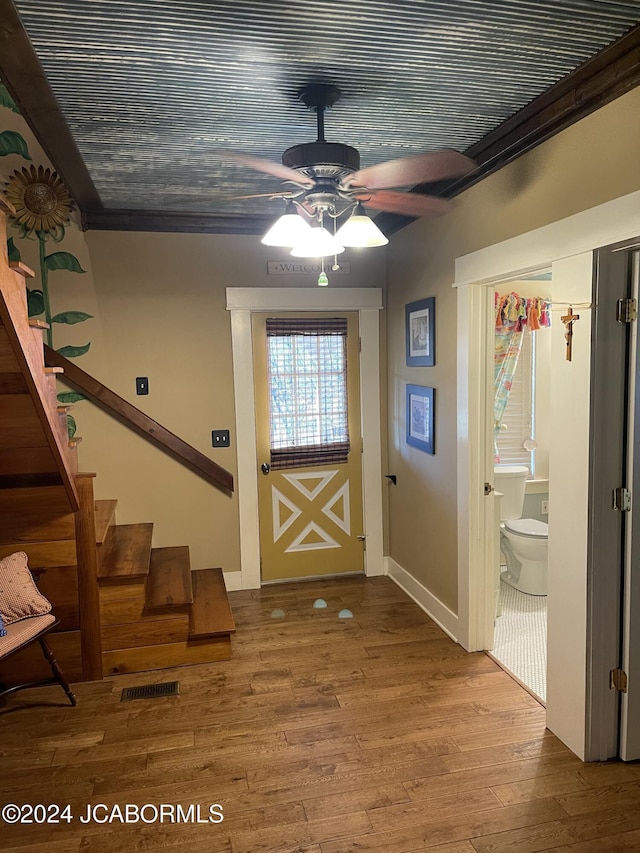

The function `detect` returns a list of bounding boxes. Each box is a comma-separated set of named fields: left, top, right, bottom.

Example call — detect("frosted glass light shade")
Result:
left=261, top=206, right=312, bottom=247
left=290, top=226, right=345, bottom=258
left=335, top=204, right=389, bottom=247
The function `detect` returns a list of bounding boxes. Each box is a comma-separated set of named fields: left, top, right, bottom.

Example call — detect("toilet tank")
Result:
left=494, top=465, right=528, bottom=521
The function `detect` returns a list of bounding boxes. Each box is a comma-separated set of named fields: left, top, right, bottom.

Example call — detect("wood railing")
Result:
left=44, top=345, right=234, bottom=495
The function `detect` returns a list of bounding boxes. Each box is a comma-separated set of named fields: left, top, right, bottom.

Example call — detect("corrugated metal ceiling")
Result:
left=10, top=0, right=640, bottom=219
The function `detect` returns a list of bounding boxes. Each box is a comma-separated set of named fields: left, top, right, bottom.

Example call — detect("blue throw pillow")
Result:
left=0, top=612, right=6, bottom=637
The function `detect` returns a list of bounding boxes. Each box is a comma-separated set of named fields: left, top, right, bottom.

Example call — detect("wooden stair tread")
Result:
left=8, top=260, right=34, bottom=279
left=94, top=499, right=117, bottom=544
left=97, top=522, right=153, bottom=582
left=190, top=567, right=236, bottom=638
left=146, top=546, right=193, bottom=608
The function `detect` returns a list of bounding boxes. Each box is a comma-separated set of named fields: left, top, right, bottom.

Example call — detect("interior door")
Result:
left=252, top=312, right=364, bottom=582
left=621, top=248, right=640, bottom=761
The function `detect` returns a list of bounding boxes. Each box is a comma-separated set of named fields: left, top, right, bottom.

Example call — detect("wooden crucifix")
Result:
left=561, top=306, right=580, bottom=361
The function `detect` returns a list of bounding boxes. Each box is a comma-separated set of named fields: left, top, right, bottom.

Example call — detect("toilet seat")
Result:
left=504, top=518, right=548, bottom=538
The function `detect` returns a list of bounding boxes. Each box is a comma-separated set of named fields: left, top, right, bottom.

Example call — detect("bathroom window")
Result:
left=496, top=331, right=536, bottom=475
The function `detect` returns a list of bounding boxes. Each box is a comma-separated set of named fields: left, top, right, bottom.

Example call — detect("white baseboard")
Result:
left=384, top=556, right=459, bottom=643
left=222, top=570, right=245, bottom=591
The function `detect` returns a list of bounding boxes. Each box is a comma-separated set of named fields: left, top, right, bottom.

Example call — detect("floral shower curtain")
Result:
left=494, top=292, right=551, bottom=463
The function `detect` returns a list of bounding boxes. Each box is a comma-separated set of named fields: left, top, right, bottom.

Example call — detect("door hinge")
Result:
left=484, top=482, right=494, bottom=495
left=616, top=298, right=637, bottom=323
left=612, top=487, right=632, bottom=512
left=358, top=337, right=362, bottom=352
left=610, top=668, right=628, bottom=693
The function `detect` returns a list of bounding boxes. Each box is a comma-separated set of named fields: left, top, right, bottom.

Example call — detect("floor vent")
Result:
left=120, top=681, right=180, bottom=702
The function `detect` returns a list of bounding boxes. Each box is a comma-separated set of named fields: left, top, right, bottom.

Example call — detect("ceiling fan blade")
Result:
left=348, top=150, right=474, bottom=190
left=225, top=152, right=314, bottom=187
left=223, top=191, right=293, bottom=201
left=355, top=190, right=451, bottom=218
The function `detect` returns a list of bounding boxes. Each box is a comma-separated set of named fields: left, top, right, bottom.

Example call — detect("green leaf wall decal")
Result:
left=0, top=130, right=31, bottom=159
left=56, top=343, right=91, bottom=358
left=44, top=252, right=86, bottom=273
left=0, top=84, right=20, bottom=113
left=27, top=289, right=45, bottom=317
left=51, top=311, right=93, bottom=325
left=7, top=238, right=21, bottom=262
left=57, top=391, right=87, bottom=404
left=67, top=414, right=77, bottom=439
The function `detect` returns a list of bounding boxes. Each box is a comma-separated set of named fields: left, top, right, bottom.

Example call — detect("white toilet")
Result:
left=494, top=465, right=548, bottom=596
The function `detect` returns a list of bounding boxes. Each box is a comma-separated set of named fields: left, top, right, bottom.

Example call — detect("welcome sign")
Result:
left=267, top=262, right=350, bottom=275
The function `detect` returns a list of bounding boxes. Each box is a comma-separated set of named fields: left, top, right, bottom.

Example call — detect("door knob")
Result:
left=261, top=462, right=271, bottom=475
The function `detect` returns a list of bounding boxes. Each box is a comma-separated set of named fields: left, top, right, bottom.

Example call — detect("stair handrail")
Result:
left=44, top=345, right=234, bottom=495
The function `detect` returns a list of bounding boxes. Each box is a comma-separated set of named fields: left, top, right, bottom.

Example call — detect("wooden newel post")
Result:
left=74, top=473, right=103, bottom=680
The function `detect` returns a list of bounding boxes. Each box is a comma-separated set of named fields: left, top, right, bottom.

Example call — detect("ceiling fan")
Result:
left=227, top=83, right=475, bottom=259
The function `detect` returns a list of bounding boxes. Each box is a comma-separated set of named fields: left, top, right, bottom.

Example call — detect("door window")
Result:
left=266, top=317, right=350, bottom=469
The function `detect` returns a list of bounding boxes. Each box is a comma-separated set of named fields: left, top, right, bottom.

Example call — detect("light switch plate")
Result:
left=212, top=429, right=230, bottom=448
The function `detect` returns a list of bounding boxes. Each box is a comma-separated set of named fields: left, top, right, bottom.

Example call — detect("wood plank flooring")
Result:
left=1, top=576, right=640, bottom=852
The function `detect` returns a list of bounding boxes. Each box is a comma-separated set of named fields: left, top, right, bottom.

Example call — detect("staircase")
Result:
left=0, top=199, right=235, bottom=686
left=97, top=506, right=234, bottom=675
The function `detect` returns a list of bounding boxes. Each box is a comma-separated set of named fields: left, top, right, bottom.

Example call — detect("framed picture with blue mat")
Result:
left=406, top=384, right=434, bottom=454
left=405, top=296, right=435, bottom=366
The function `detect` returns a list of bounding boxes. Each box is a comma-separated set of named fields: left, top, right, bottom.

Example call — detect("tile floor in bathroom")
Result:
left=491, top=573, right=547, bottom=703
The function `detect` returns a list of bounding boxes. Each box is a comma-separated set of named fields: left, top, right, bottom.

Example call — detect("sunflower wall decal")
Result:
left=1, top=85, right=93, bottom=437
left=5, top=164, right=73, bottom=237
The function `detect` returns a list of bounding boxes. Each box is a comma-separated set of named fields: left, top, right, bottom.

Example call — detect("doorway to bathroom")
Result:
left=454, top=189, right=640, bottom=761
left=490, top=275, right=552, bottom=704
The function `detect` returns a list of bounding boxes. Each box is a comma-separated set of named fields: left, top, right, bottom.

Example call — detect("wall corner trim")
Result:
left=222, top=571, right=244, bottom=592
left=385, top=556, right=459, bottom=642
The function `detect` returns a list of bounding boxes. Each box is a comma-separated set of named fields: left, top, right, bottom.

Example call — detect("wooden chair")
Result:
left=0, top=614, right=77, bottom=707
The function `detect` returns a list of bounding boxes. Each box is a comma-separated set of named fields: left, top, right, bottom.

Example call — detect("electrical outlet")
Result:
left=135, top=376, right=149, bottom=395
left=212, top=429, right=230, bottom=448
left=541, top=500, right=549, bottom=515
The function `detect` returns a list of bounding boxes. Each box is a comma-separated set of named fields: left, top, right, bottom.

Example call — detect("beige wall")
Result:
left=386, top=85, right=640, bottom=613
left=81, top=232, right=386, bottom=574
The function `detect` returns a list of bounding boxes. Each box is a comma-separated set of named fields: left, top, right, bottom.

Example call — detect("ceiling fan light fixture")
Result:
left=261, top=201, right=312, bottom=247
left=290, top=226, right=345, bottom=258
left=335, top=203, right=389, bottom=248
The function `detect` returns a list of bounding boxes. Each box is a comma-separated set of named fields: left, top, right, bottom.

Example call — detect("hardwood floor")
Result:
left=1, top=575, right=640, bottom=852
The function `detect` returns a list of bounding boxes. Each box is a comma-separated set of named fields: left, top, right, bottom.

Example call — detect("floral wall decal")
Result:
left=1, top=81, right=92, bottom=436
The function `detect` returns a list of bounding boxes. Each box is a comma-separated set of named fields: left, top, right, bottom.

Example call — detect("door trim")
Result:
left=226, top=287, right=384, bottom=589
left=454, top=189, right=640, bottom=761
